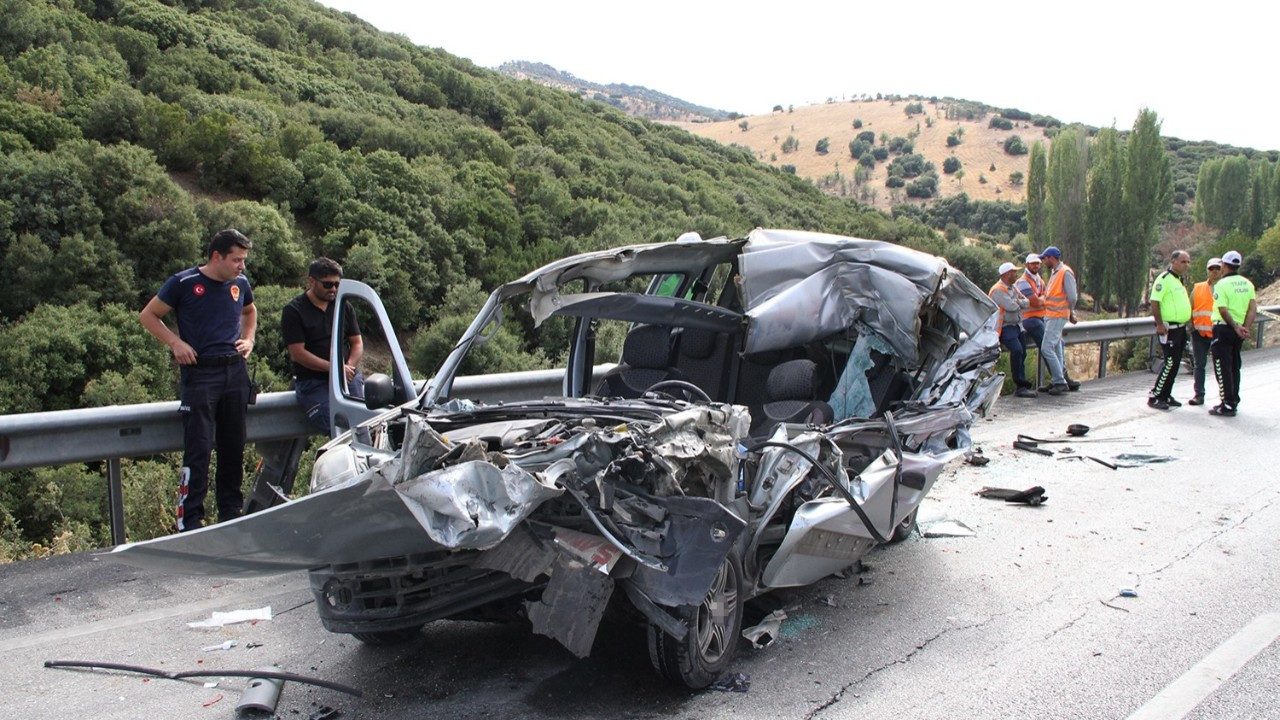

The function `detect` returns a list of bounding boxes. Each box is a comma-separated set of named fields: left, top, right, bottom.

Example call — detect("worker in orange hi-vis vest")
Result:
left=1015, top=253, right=1047, bottom=351
left=1187, top=257, right=1224, bottom=406
left=1038, top=246, right=1079, bottom=396
left=989, top=262, right=1037, bottom=398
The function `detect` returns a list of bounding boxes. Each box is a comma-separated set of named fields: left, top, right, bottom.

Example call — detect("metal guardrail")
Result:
left=0, top=309, right=1275, bottom=545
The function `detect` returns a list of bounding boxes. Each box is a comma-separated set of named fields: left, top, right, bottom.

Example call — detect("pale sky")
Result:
left=318, top=0, right=1276, bottom=151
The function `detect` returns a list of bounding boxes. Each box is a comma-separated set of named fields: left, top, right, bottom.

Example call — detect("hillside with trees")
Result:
left=496, top=61, right=733, bottom=123
left=0, top=0, right=992, bottom=556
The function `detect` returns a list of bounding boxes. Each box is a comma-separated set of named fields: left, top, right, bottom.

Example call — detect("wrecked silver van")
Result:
left=114, top=229, right=1002, bottom=688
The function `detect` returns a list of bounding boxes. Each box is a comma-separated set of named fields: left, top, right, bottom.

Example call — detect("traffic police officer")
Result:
left=1147, top=250, right=1192, bottom=410
left=140, top=229, right=257, bottom=532
left=1209, top=250, right=1257, bottom=417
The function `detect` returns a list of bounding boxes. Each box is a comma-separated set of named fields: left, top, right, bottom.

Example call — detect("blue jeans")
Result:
left=999, top=325, right=1028, bottom=386
left=1042, top=317, right=1068, bottom=385
left=295, top=373, right=365, bottom=435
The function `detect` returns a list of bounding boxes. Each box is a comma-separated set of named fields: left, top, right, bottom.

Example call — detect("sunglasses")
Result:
left=318, top=280, right=340, bottom=289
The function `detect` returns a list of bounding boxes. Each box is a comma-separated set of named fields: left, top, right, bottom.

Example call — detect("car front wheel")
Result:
left=646, top=548, right=744, bottom=689
left=888, top=507, right=918, bottom=543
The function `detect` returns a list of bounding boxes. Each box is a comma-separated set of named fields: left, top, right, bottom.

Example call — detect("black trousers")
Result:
left=1211, top=325, right=1244, bottom=409
left=177, top=362, right=250, bottom=531
left=1150, top=326, right=1187, bottom=401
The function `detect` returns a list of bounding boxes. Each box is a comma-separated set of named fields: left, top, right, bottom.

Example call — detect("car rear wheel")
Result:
left=352, top=624, right=425, bottom=646
left=888, top=507, right=918, bottom=543
left=647, top=548, right=744, bottom=689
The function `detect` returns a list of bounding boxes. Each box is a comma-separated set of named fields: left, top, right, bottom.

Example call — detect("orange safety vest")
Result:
left=1043, top=263, right=1075, bottom=319
left=1191, top=281, right=1214, bottom=337
left=988, top=281, right=1010, bottom=328
left=1020, top=270, right=1047, bottom=320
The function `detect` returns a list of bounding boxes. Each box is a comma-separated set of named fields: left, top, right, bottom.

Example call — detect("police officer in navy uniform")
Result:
left=140, top=229, right=257, bottom=532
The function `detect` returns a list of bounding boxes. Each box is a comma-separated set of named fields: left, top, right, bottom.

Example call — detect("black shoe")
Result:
left=1165, top=397, right=1181, bottom=408
left=1147, top=397, right=1169, bottom=410
left=1066, top=380, right=1081, bottom=391
left=1187, top=395, right=1204, bottom=406
left=1039, top=385, right=1052, bottom=393
left=1208, top=404, right=1237, bottom=417
left=1015, top=387, right=1037, bottom=398
left=1048, top=384, right=1068, bottom=396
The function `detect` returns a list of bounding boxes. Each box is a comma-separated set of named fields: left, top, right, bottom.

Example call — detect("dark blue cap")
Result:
left=1040, top=246, right=1061, bottom=259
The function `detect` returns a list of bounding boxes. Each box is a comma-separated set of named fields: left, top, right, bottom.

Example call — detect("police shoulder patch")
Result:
left=1154, top=283, right=1162, bottom=292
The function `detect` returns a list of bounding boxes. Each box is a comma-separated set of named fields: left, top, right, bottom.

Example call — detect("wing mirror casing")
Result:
left=363, top=373, right=396, bottom=410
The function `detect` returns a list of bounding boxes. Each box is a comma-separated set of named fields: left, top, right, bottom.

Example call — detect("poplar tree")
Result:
left=1085, top=127, right=1123, bottom=309
left=1046, top=126, right=1088, bottom=265
left=1120, top=108, right=1172, bottom=315
left=1026, top=141, right=1048, bottom=248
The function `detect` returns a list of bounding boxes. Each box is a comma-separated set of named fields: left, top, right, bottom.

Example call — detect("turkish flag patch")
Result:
left=193, top=284, right=206, bottom=296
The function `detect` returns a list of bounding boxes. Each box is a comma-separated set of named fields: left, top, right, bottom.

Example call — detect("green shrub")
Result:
left=943, top=156, right=961, bottom=174
left=988, top=117, right=1013, bottom=130
left=1003, top=135, right=1028, bottom=155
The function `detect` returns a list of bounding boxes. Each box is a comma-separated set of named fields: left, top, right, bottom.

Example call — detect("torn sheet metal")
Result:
left=526, top=554, right=615, bottom=658
left=738, top=229, right=997, bottom=361
left=108, top=471, right=443, bottom=576
left=625, top=494, right=746, bottom=606
left=743, top=609, right=787, bottom=649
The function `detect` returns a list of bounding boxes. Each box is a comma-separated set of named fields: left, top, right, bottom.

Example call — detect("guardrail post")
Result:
left=107, top=458, right=125, bottom=545
left=1255, top=322, right=1264, bottom=349
left=1098, top=340, right=1109, bottom=379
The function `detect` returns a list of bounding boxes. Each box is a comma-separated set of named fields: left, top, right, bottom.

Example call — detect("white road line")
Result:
left=1127, top=613, right=1280, bottom=720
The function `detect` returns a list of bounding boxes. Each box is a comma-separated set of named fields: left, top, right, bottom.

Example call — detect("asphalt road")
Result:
left=2, top=347, right=1277, bottom=720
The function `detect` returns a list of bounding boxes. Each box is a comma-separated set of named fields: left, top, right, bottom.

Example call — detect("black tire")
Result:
left=887, top=507, right=918, bottom=543
left=647, top=548, right=744, bottom=689
left=352, top=624, right=425, bottom=646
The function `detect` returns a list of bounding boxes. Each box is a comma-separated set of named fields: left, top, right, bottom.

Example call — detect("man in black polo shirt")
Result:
left=281, top=257, right=363, bottom=435
left=140, top=229, right=257, bottom=532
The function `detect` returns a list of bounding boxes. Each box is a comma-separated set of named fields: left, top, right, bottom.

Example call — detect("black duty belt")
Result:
left=194, top=354, right=245, bottom=367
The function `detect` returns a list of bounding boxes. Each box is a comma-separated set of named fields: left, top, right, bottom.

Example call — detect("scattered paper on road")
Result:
left=188, top=606, right=272, bottom=629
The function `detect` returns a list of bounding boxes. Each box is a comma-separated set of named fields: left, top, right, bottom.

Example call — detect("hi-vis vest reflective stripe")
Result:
left=1044, top=263, right=1075, bottom=319
left=988, top=281, right=1007, bottom=328
left=1192, top=282, right=1214, bottom=337
left=1021, top=271, right=1047, bottom=319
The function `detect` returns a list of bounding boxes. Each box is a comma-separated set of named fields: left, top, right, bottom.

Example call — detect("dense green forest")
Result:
left=2, top=0, right=1278, bottom=558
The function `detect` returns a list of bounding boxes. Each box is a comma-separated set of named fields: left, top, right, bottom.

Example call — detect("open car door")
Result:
left=329, top=280, right=416, bottom=434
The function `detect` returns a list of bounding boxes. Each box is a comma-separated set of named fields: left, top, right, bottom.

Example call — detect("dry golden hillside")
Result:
left=676, top=98, right=1042, bottom=212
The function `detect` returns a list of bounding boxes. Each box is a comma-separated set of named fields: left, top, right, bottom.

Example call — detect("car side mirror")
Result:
left=363, top=373, right=396, bottom=410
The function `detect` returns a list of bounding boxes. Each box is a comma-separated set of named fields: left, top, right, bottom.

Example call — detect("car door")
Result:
left=328, top=280, right=416, bottom=435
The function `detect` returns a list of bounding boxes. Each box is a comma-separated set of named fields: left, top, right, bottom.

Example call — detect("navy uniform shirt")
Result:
left=156, top=267, right=254, bottom=357
left=280, top=293, right=361, bottom=381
